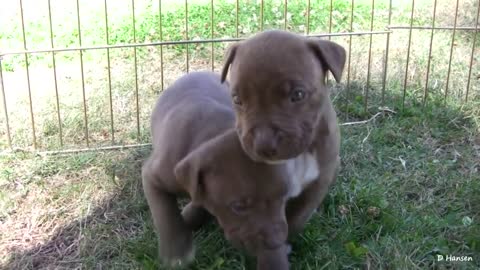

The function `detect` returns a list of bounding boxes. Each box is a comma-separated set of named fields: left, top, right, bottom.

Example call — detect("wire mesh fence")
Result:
left=0, top=0, right=479, bottom=153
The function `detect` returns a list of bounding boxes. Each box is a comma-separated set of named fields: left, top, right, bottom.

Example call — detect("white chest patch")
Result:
left=286, top=152, right=320, bottom=198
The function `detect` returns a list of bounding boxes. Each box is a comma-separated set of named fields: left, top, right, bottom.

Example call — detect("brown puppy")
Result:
left=142, top=71, right=290, bottom=269
left=221, top=30, right=346, bottom=235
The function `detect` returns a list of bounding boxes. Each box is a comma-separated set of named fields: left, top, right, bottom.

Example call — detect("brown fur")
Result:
left=142, top=71, right=290, bottom=268
left=221, top=30, right=346, bottom=234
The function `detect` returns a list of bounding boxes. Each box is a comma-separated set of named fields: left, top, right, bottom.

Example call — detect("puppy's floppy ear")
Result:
left=174, top=151, right=208, bottom=205
left=306, top=39, right=347, bottom=83
left=220, top=43, right=239, bottom=83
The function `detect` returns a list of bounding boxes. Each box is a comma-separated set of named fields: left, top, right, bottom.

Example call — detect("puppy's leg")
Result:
left=182, top=202, right=212, bottom=231
left=286, top=158, right=339, bottom=235
left=142, top=158, right=195, bottom=267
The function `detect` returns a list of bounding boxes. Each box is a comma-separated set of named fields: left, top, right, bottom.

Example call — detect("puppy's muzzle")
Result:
left=252, top=127, right=283, bottom=160
left=258, top=222, right=288, bottom=250
left=243, top=222, right=288, bottom=254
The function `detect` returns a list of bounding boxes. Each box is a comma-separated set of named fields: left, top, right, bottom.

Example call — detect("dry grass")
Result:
left=0, top=148, right=149, bottom=269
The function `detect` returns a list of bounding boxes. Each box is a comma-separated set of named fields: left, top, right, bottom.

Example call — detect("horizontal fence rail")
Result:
left=0, top=0, right=479, bottom=153
left=0, top=31, right=392, bottom=57
left=388, top=26, right=480, bottom=31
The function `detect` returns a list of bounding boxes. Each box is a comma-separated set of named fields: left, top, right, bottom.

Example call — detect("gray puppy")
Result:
left=142, top=71, right=290, bottom=269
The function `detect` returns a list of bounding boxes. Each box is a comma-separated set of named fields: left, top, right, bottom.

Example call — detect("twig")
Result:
left=58, top=259, right=84, bottom=264
left=389, top=156, right=407, bottom=171
left=331, top=88, right=342, bottom=103
left=362, top=124, right=373, bottom=145
left=340, top=107, right=396, bottom=126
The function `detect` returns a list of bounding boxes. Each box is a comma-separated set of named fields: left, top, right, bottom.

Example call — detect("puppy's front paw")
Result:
left=159, top=231, right=195, bottom=268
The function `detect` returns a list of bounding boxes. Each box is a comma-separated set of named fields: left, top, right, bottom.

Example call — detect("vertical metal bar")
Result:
left=104, top=0, right=115, bottom=144
left=345, top=0, right=355, bottom=119
left=402, top=0, right=415, bottom=109
left=0, top=60, right=12, bottom=149
left=346, top=0, right=354, bottom=89
left=48, top=0, right=63, bottom=147
left=466, top=0, right=480, bottom=102
left=306, top=0, right=310, bottom=35
left=211, top=0, right=214, bottom=71
left=159, top=0, right=164, bottom=91
left=345, top=0, right=354, bottom=119
left=365, top=0, right=375, bottom=112
left=423, top=0, right=437, bottom=106
left=444, top=0, right=460, bottom=103
left=329, top=0, right=333, bottom=40
left=76, top=0, right=89, bottom=146
left=20, top=0, right=37, bottom=149
left=132, top=0, right=140, bottom=140
left=260, top=0, right=264, bottom=31
left=185, top=0, right=190, bottom=72
left=236, top=0, right=239, bottom=37
left=325, top=0, right=333, bottom=84
left=381, top=0, right=392, bottom=106
left=284, top=0, right=288, bottom=30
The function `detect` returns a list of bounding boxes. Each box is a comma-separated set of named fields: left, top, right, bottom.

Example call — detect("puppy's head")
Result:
left=221, top=30, right=346, bottom=163
left=174, top=130, right=289, bottom=254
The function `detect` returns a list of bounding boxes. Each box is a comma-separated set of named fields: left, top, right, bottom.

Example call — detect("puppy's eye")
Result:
left=230, top=197, right=253, bottom=215
left=232, top=94, right=243, bottom=106
left=290, top=88, right=306, bottom=102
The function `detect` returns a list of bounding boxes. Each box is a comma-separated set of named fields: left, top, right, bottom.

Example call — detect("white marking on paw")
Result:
left=165, top=244, right=196, bottom=268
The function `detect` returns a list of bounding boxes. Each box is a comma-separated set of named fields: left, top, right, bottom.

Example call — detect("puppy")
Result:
left=221, top=30, right=347, bottom=234
left=142, top=71, right=290, bottom=269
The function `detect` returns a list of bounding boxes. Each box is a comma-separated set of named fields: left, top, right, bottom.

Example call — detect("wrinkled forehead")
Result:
left=206, top=162, right=289, bottom=201
left=231, top=46, right=318, bottom=86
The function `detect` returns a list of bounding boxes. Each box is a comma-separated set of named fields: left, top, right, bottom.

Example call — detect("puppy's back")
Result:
left=152, top=72, right=231, bottom=122
left=148, top=72, right=235, bottom=186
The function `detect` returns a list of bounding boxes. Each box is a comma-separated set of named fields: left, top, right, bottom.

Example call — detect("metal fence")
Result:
left=0, top=0, right=479, bottom=153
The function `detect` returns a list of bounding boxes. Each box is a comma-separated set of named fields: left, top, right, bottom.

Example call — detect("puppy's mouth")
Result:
left=244, top=149, right=289, bottom=164
left=238, top=123, right=313, bottom=162
left=263, top=159, right=289, bottom=165
left=226, top=227, right=287, bottom=255
left=244, top=142, right=307, bottom=164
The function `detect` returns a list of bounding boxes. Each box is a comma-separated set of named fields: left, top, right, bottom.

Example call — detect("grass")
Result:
left=1, top=0, right=479, bottom=150
left=1, top=85, right=479, bottom=269
left=0, top=0, right=479, bottom=269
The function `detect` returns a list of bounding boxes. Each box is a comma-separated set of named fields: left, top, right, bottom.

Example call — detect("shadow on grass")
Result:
left=1, top=146, right=250, bottom=269
left=2, top=146, right=152, bottom=269
left=2, top=84, right=479, bottom=270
